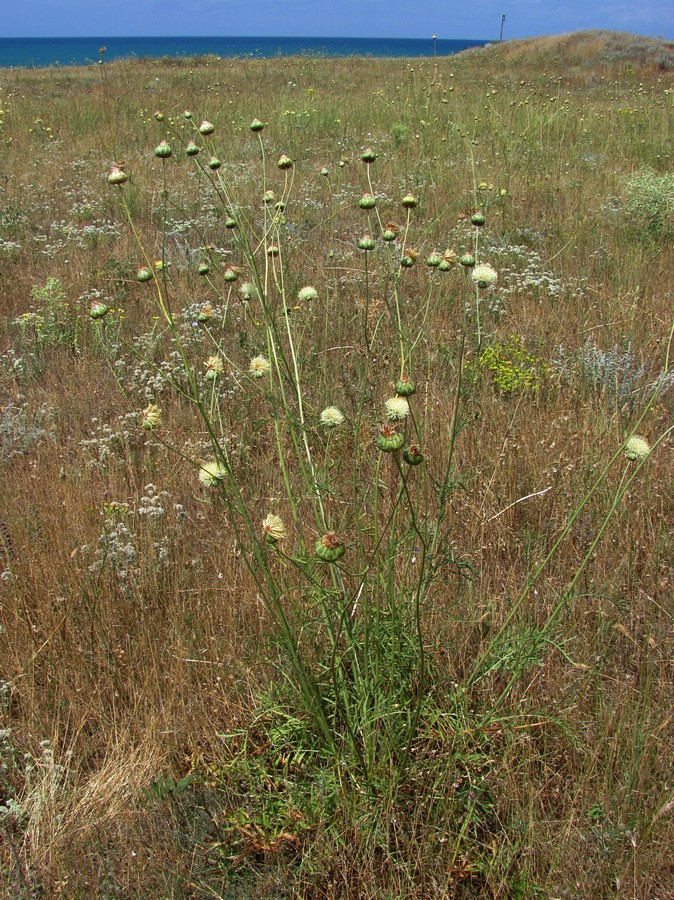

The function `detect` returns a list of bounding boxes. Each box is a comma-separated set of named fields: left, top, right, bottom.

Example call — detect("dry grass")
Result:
left=0, top=30, right=673, bottom=897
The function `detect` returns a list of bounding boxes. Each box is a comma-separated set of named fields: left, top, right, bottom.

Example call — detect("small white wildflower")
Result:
left=198, top=460, right=227, bottom=488
left=624, top=435, right=651, bottom=463
left=262, top=514, right=287, bottom=543
left=385, top=396, right=410, bottom=421
left=471, top=264, right=498, bottom=288
left=320, top=406, right=345, bottom=427
left=298, top=286, right=318, bottom=302
left=249, top=355, right=271, bottom=378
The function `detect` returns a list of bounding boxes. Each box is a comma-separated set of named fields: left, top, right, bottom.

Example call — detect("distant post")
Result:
left=499, top=14, right=506, bottom=42
left=432, top=34, right=438, bottom=84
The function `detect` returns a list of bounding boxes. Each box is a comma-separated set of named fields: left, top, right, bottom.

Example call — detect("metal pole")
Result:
left=500, top=14, right=506, bottom=42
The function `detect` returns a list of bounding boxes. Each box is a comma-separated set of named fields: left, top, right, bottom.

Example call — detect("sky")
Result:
left=1, top=0, right=672, bottom=41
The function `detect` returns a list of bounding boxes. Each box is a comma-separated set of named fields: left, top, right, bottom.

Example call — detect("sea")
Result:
left=0, top=36, right=489, bottom=69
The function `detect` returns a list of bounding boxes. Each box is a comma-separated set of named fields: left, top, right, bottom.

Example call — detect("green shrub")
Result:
left=624, top=169, right=674, bottom=240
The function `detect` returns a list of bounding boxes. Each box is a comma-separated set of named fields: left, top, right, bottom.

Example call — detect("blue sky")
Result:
left=1, top=0, right=672, bottom=40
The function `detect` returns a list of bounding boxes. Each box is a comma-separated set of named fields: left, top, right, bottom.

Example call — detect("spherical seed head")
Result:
left=277, top=154, right=293, bottom=170
left=358, top=234, right=375, bottom=251
left=266, top=244, right=279, bottom=257
left=141, top=403, right=162, bottom=430
left=320, top=406, right=345, bottom=428
left=359, top=193, right=377, bottom=210
left=199, top=120, right=215, bottom=135
left=249, top=118, right=264, bottom=132
left=223, top=265, right=239, bottom=282
left=320, top=167, right=329, bottom=177
left=186, top=141, right=200, bottom=156
left=471, top=212, right=486, bottom=227
left=298, top=286, right=318, bottom=302
left=263, top=190, right=275, bottom=204
left=89, top=301, right=110, bottom=320
left=471, top=264, right=498, bottom=288
left=198, top=262, right=211, bottom=276
left=107, top=165, right=128, bottom=185
left=199, top=460, right=226, bottom=488
left=183, top=110, right=192, bottom=119
left=401, top=193, right=417, bottom=209
left=154, top=111, right=164, bottom=121
left=426, top=253, right=442, bottom=267
left=154, top=140, right=172, bottom=158
left=224, top=215, right=237, bottom=229
left=625, top=435, right=651, bottom=462
left=208, top=157, right=221, bottom=170
left=459, top=253, right=476, bottom=268
left=361, top=147, right=377, bottom=163
left=385, top=396, right=410, bottom=421
left=136, top=266, right=153, bottom=282
left=382, top=229, right=397, bottom=242
left=249, top=355, right=271, bottom=378
left=262, top=513, right=287, bottom=543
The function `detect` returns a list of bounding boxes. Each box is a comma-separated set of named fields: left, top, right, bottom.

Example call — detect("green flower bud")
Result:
left=376, top=424, right=404, bottom=453
left=154, top=140, right=172, bottom=158
left=315, top=532, right=346, bottom=563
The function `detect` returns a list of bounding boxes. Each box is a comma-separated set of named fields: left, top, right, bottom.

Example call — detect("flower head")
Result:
left=262, top=514, right=287, bottom=543
left=385, top=396, right=410, bottom=421
left=625, top=435, right=651, bottom=463
left=204, top=355, right=224, bottom=380
left=471, top=264, right=498, bottom=288
left=320, top=406, right=345, bottom=428
left=141, top=404, right=162, bottom=430
left=198, top=460, right=227, bottom=488
left=199, top=120, right=215, bottom=135
left=249, top=355, right=271, bottom=378
left=298, top=286, right=318, bottom=302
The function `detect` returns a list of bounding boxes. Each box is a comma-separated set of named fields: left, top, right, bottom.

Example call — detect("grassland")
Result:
left=0, top=29, right=673, bottom=898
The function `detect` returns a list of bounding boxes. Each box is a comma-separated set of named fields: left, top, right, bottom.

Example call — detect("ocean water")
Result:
left=0, top=36, right=489, bottom=69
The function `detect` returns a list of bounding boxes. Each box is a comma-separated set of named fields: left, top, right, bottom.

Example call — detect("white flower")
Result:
left=471, top=264, right=498, bottom=288
left=298, top=286, right=318, bottom=302
left=385, top=396, right=410, bottom=421
left=141, top=404, right=162, bottom=430
left=624, top=435, right=651, bottom=462
left=262, top=514, right=287, bottom=543
left=204, top=355, right=224, bottom=379
left=198, top=460, right=227, bottom=488
left=249, top=355, right=271, bottom=378
left=320, top=406, right=345, bottom=427
left=240, top=282, right=259, bottom=301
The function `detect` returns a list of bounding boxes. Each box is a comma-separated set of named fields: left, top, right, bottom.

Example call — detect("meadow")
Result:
left=0, top=29, right=673, bottom=898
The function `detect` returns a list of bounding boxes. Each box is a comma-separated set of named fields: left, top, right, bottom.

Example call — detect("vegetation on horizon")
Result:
left=0, top=30, right=672, bottom=898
